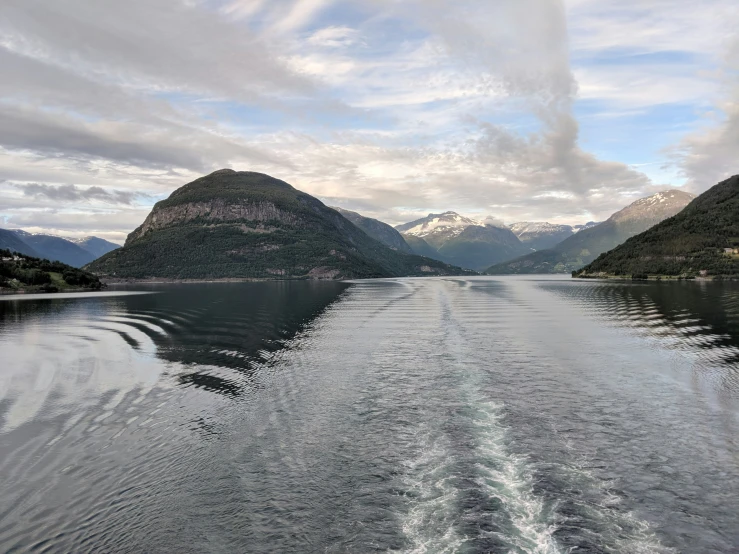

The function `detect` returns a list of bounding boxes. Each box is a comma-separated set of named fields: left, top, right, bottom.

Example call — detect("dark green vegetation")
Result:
left=487, top=190, right=695, bottom=274
left=332, top=207, right=413, bottom=253
left=575, top=175, right=739, bottom=279
left=0, top=249, right=104, bottom=293
left=87, top=170, right=473, bottom=280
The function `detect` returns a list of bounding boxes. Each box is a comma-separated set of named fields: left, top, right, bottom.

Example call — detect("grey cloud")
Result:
left=0, top=104, right=289, bottom=172
left=2, top=0, right=312, bottom=102
left=15, top=183, right=141, bottom=205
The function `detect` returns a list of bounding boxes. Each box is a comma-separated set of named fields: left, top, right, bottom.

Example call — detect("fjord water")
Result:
left=1, top=278, right=738, bottom=553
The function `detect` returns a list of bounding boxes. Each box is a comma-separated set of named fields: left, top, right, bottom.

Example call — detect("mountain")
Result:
left=396, top=211, right=483, bottom=249
left=86, top=169, right=472, bottom=280
left=0, top=229, right=40, bottom=257
left=395, top=211, right=529, bottom=271
left=509, top=222, right=574, bottom=251
left=332, top=207, right=413, bottom=253
left=575, top=175, right=739, bottom=279
left=72, top=237, right=120, bottom=258
left=487, top=189, right=696, bottom=274
left=436, top=224, right=530, bottom=271
left=1, top=248, right=103, bottom=293
left=402, top=234, right=440, bottom=259
left=11, top=231, right=97, bottom=268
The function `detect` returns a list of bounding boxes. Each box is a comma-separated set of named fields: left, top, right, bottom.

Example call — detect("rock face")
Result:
left=509, top=222, right=575, bottom=251
left=332, top=207, right=413, bottom=253
left=576, top=176, right=739, bottom=278
left=396, top=211, right=529, bottom=270
left=487, top=189, right=696, bottom=274
left=87, top=170, right=471, bottom=280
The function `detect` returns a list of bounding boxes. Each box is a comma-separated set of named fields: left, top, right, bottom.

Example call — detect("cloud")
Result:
left=15, top=183, right=142, bottom=205
left=669, top=35, right=739, bottom=190
left=0, top=0, right=735, bottom=239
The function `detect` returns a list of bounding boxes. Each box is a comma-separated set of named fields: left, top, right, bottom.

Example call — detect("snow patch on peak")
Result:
left=402, top=211, right=482, bottom=238
left=509, top=222, right=573, bottom=236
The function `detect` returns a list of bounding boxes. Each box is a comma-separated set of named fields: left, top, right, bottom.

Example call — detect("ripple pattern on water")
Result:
left=0, top=278, right=737, bottom=553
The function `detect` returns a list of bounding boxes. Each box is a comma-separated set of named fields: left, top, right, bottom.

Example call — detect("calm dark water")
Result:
left=0, top=276, right=737, bottom=553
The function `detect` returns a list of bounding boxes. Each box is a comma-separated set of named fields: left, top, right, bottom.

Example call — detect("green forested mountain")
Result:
left=332, top=207, right=413, bottom=253
left=1, top=249, right=103, bottom=293
left=86, top=170, right=472, bottom=280
left=487, top=190, right=695, bottom=274
left=575, top=175, right=739, bottom=278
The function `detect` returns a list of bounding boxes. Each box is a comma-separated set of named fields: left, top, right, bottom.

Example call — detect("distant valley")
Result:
left=0, top=229, right=119, bottom=268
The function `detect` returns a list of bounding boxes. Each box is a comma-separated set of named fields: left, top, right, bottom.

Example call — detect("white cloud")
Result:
left=0, top=0, right=735, bottom=240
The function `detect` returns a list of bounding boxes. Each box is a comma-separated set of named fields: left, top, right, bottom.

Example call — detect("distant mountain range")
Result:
left=0, top=229, right=119, bottom=267
left=487, top=190, right=696, bottom=274
left=396, top=211, right=530, bottom=271
left=508, top=222, right=575, bottom=251
left=576, top=175, right=739, bottom=279
left=87, top=170, right=472, bottom=280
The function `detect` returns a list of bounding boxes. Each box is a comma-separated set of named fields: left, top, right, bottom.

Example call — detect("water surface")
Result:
left=0, top=277, right=737, bottom=553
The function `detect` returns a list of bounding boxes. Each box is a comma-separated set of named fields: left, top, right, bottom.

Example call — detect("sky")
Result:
left=0, top=0, right=737, bottom=243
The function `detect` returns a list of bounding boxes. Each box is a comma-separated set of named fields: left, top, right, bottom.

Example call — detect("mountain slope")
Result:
left=12, top=231, right=97, bottom=268
left=86, top=170, right=472, bottom=280
left=396, top=211, right=528, bottom=270
left=487, top=190, right=695, bottom=274
left=73, top=237, right=120, bottom=258
left=332, top=207, right=413, bottom=253
left=0, top=229, right=40, bottom=257
left=402, top=234, right=441, bottom=259
left=438, top=224, right=530, bottom=271
left=575, top=175, right=739, bottom=278
left=509, top=222, right=574, bottom=251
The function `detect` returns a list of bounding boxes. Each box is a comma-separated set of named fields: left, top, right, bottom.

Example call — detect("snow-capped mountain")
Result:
left=508, top=222, right=575, bottom=251
left=395, top=212, right=482, bottom=242
left=396, top=211, right=528, bottom=271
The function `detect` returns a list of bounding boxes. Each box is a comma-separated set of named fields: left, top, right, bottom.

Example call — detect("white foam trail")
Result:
left=399, top=432, right=469, bottom=554
left=472, top=398, right=562, bottom=554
